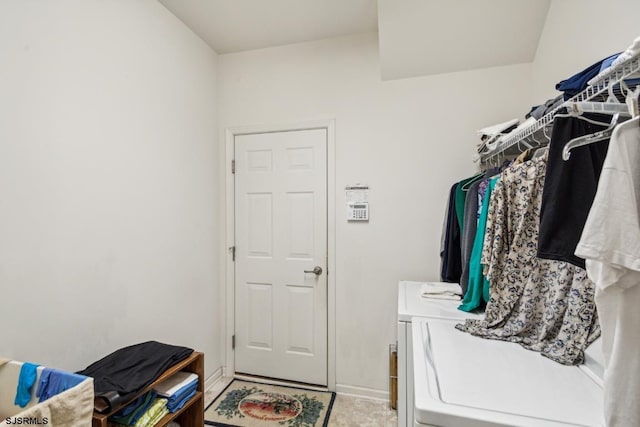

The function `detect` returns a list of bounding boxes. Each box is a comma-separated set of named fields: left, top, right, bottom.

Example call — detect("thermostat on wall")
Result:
left=347, top=201, right=369, bottom=221
left=345, top=184, right=369, bottom=221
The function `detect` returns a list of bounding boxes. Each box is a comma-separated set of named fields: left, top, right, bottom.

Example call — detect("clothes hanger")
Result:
left=532, top=146, right=549, bottom=159
left=532, top=124, right=552, bottom=158
left=562, top=113, right=620, bottom=160
left=542, top=123, right=552, bottom=142
left=607, top=80, right=622, bottom=103
left=489, top=154, right=496, bottom=168
left=498, top=150, right=510, bottom=169
left=554, top=109, right=613, bottom=126
left=461, top=171, right=486, bottom=190
left=625, top=84, right=640, bottom=118
left=529, top=130, right=542, bottom=150
left=619, top=80, right=629, bottom=99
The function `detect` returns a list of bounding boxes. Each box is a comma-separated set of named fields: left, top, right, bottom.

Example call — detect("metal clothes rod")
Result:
left=479, top=53, right=640, bottom=163
left=565, top=101, right=630, bottom=115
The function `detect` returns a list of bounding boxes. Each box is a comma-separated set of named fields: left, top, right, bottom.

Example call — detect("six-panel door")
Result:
left=234, top=128, right=328, bottom=386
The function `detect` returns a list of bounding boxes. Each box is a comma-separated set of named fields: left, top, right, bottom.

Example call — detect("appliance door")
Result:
left=412, top=317, right=603, bottom=427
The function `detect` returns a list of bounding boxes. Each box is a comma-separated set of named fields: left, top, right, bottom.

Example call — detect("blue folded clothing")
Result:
left=167, top=381, right=198, bottom=412
left=168, top=389, right=197, bottom=412
left=556, top=53, right=619, bottom=100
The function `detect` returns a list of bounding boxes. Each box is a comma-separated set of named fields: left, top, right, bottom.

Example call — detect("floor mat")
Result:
left=205, top=379, right=335, bottom=427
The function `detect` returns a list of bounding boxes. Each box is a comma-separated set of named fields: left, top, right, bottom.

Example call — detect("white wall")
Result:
left=218, top=33, right=533, bottom=395
left=0, top=0, right=221, bottom=377
left=532, top=0, right=640, bottom=103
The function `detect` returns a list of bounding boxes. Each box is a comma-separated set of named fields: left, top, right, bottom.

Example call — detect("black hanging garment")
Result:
left=441, top=183, right=462, bottom=282
left=537, top=113, right=611, bottom=269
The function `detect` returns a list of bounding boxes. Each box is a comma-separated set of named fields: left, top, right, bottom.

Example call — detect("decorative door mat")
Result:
left=205, top=379, right=335, bottom=427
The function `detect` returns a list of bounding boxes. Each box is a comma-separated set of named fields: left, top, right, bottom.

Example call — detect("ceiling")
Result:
left=158, top=0, right=378, bottom=54
left=378, top=0, right=551, bottom=80
left=158, top=0, right=551, bottom=80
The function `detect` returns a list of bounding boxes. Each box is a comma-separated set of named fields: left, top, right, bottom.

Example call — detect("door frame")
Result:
left=224, top=119, right=336, bottom=390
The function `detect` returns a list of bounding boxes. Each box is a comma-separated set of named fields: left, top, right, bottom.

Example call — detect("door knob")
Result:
left=304, top=266, right=323, bottom=276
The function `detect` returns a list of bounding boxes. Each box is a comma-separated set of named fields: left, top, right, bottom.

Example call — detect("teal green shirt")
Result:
left=458, top=176, right=498, bottom=312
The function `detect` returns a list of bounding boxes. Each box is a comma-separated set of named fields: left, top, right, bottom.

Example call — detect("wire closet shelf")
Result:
left=480, top=53, right=640, bottom=164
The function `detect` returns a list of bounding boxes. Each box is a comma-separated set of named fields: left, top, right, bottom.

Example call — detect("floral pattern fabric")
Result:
left=456, top=156, right=600, bottom=365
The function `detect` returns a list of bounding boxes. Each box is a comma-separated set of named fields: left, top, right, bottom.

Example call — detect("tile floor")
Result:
left=327, top=393, right=397, bottom=426
left=204, top=377, right=398, bottom=426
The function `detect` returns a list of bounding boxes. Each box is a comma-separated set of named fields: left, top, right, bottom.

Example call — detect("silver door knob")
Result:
left=304, top=266, right=323, bottom=275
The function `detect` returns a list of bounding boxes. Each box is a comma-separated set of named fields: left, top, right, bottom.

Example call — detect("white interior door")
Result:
left=234, top=128, right=327, bottom=386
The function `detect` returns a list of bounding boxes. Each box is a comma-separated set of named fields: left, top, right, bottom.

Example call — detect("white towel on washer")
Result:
left=421, top=294, right=462, bottom=301
left=420, top=282, right=463, bottom=300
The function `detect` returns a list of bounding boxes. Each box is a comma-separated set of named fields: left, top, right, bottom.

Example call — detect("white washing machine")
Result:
left=398, top=280, right=606, bottom=427
left=397, top=280, right=482, bottom=427
left=412, top=317, right=604, bottom=426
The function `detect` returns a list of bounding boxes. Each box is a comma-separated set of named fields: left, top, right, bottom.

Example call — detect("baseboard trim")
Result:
left=204, top=367, right=228, bottom=407
left=205, top=367, right=223, bottom=391
left=335, top=384, right=389, bottom=401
